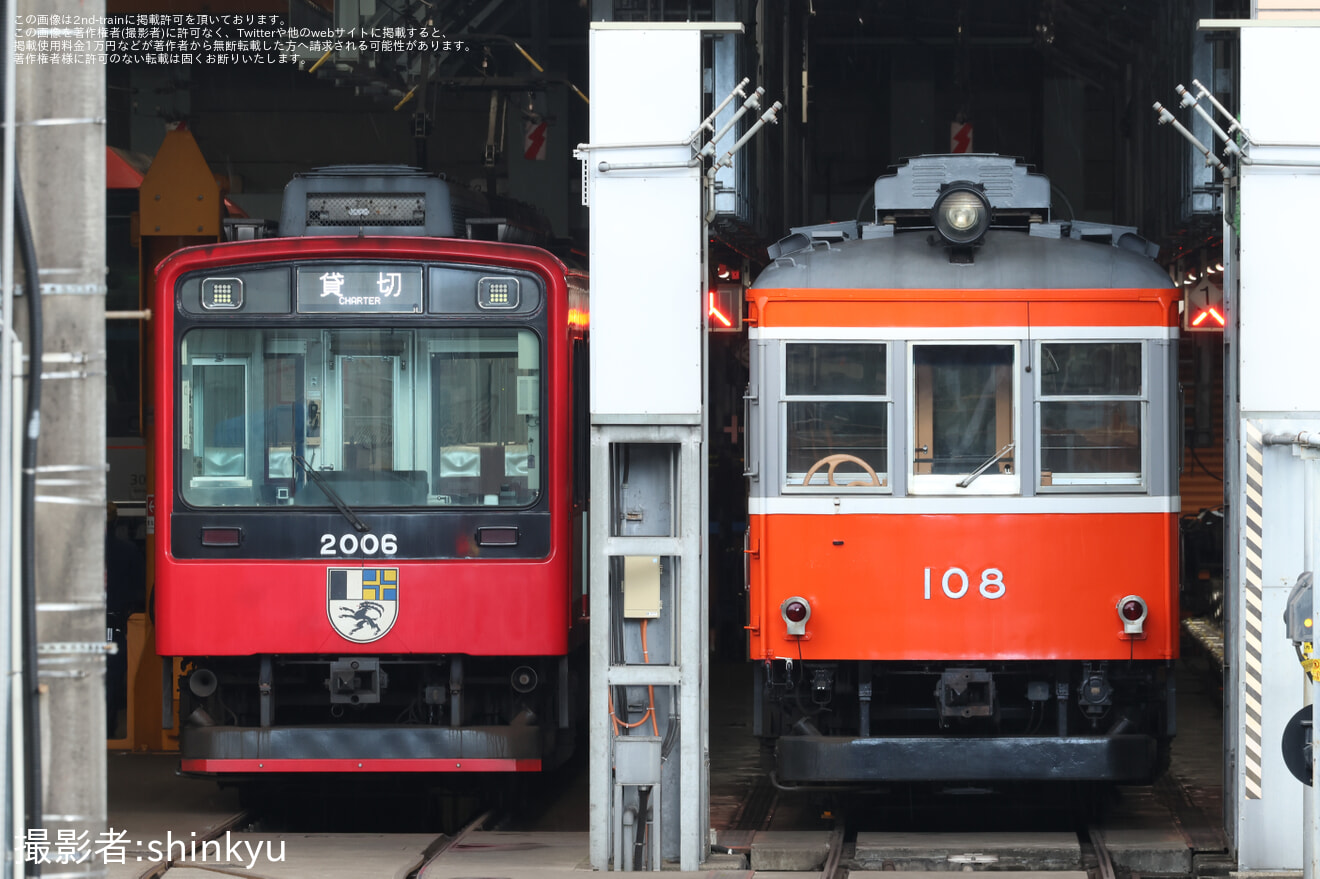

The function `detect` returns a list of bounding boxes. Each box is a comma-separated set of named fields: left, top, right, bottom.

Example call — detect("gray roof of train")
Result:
left=751, top=230, right=1175, bottom=292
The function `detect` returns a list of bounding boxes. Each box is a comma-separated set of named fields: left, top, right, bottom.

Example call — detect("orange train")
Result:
left=743, top=155, right=1179, bottom=783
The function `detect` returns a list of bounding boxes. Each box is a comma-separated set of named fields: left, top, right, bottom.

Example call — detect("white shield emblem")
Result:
left=326, top=568, right=399, bottom=643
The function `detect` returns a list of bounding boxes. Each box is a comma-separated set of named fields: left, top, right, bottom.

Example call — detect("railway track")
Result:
left=733, top=772, right=1218, bottom=879
left=809, top=823, right=1134, bottom=879
left=1089, top=827, right=1119, bottom=879
left=117, top=786, right=1201, bottom=878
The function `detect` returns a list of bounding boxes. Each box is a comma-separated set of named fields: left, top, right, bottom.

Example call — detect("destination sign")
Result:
left=296, top=265, right=423, bottom=314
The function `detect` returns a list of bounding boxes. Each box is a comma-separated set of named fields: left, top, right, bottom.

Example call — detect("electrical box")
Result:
left=623, top=556, right=662, bottom=619
left=614, top=735, right=662, bottom=785
left=1285, top=571, right=1315, bottom=645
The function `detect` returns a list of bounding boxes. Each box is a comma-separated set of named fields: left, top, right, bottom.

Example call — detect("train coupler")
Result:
left=935, top=668, right=996, bottom=721
left=327, top=657, right=385, bottom=705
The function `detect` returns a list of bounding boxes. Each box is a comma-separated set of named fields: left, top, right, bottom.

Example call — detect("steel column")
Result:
left=583, top=24, right=747, bottom=870
left=1212, top=21, right=1320, bottom=870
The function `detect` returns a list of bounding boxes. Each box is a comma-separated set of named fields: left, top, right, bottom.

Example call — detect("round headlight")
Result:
left=933, top=184, right=991, bottom=246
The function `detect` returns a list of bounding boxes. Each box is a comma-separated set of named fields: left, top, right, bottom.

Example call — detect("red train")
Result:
left=744, top=155, right=1179, bottom=783
left=153, top=166, right=587, bottom=773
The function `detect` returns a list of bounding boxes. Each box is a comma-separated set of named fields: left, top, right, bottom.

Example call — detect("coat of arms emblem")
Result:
left=326, top=568, right=399, bottom=643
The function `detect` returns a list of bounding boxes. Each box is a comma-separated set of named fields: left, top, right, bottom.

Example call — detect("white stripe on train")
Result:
left=749, top=495, right=1180, bottom=515
left=749, top=325, right=1177, bottom=341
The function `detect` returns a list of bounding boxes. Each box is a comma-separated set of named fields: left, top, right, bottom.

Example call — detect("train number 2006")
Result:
left=923, top=567, right=1006, bottom=600
left=320, top=533, right=399, bottom=556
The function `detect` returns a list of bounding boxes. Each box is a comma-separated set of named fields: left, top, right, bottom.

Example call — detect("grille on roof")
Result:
left=305, top=194, right=426, bottom=227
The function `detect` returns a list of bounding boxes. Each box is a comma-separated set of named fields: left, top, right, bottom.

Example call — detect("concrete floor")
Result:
left=98, top=653, right=1228, bottom=876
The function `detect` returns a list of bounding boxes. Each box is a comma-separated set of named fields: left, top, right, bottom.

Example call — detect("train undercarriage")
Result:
left=754, top=659, right=1175, bottom=784
left=175, top=653, right=576, bottom=773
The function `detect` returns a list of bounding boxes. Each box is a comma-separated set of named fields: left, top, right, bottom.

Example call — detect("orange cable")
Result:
left=641, top=619, right=659, bottom=736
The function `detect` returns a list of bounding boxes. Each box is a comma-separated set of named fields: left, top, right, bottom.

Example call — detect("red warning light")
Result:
left=707, top=283, right=742, bottom=332
left=1190, top=306, right=1225, bottom=328
left=708, top=291, right=733, bottom=328
left=783, top=599, right=810, bottom=623
left=1183, top=277, right=1225, bottom=333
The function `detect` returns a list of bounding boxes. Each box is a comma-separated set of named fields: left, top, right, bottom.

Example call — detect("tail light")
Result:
left=1117, top=595, right=1148, bottom=636
left=781, top=596, right=811, bottom=636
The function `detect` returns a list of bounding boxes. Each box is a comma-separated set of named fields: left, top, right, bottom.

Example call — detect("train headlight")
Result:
left=932, top=183, right=991, bottom=246
left=781, top=596, right=812, bottom=637
left=1117, top=595, right=1148, bottom=636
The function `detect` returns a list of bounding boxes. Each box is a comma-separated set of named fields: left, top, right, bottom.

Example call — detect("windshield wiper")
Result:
left=293, top=455, right=371, bottom=533
left=956, top=442, right=1015, bottom=488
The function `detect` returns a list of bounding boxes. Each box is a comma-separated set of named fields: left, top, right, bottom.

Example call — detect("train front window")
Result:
left=430, top=329, right=540, bottom=506
left=179, top=327, right=542, bottom=508
left=783, top=342, right=889, bottom=489
left=910, top=343, right=1018, bottom=495
left=187, top=360, right=248, bottom=479
left=1038, top=342, right=1144, bottom=489
left=340, top=356, right=397, bottom=471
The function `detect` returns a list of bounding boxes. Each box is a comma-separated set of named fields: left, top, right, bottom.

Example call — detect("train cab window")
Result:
left=1037, top=341, right=1144, bottom=490
left=910, top=343, right=1017, bottom=495
left=263, top=353, right=302, bottom=488
left=178, top=326, right=542, bottom=509
left=429, top=328, right=541, bottom=507
left=783, top=342, right=889, bottom=490
left=339, top=356, right=397, bottom=471
left=187, top=359, right=249, bottom=481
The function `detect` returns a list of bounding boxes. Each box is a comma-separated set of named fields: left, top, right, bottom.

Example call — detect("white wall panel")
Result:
left=1238, top=170, right=1320, bottom=413
left=1233, top=26, right=1320, bottom=870
left=587, top=28, right=703, bottom=419
left=1242, top=28, right=1320, bottom=146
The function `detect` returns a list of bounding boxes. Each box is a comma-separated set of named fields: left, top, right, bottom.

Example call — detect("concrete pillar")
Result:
left=14, top=0, right=108, bottom=871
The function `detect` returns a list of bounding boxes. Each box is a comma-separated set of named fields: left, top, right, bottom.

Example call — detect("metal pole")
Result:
left=1306, top=454, right=1317, bottom=879
left=16, top=0, right=108, bottom=868
left=678, top=433, right=702, bottom=871
left=0, top=0, right=18, bottom=869
left=1307, top=454, right=1320, bottom=879
left=589, top=428, right=611, bottom=870
left=6, top=358, right=18, bottom=879
left=1153, top=102, right=1230, bottom=174
left=698, top=223, right=712, bottom=874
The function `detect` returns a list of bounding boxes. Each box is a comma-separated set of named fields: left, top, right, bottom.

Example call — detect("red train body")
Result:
left=153, top=169, right=587, bottom=773
left=745, top=156, right=1180, bottom=783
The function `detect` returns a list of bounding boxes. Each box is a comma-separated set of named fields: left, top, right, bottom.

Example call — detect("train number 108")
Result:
left=923, top=567, right=1006, bottom=600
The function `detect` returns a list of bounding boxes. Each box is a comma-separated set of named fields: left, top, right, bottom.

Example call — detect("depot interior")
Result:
left=105, top=0, right=1238, bottom=782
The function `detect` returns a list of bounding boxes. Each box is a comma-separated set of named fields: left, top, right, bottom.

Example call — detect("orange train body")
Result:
left=742, top=154, right=1182, bottom=783
left=747, top=510, right=1179, bottom=662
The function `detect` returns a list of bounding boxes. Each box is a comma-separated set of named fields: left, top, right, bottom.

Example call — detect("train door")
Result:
left=909, top=342, right=1019, bottom=494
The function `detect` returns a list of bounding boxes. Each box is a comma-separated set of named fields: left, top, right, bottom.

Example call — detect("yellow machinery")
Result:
left=107, top=126, right=223, bottom=751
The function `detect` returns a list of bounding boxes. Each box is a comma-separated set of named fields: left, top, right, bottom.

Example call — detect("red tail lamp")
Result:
left=1117, top=595, right=1148, bottom=636
left=781, top=596, right=811, bottom=636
